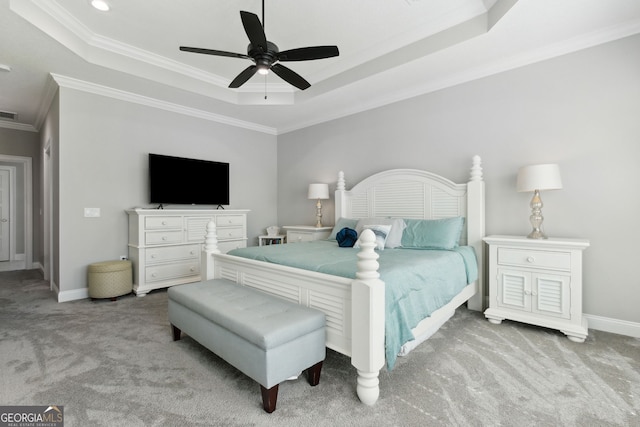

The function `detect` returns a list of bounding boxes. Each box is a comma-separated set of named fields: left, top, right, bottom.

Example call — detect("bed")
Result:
left=201, top=156, right=485, bottom=405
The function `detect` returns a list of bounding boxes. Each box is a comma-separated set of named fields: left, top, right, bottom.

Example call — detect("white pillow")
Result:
left=355, top=218, right=405, bottom=248
left=354, top=224, right=392, bottom=250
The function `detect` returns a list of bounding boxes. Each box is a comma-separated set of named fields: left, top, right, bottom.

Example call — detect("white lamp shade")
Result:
left=308, top=183, right=329, bottom=199
left=516, top=164, right=563, bottom=192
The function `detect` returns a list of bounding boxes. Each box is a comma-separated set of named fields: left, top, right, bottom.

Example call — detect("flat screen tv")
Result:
left=149, top=153, right=229, bottom=207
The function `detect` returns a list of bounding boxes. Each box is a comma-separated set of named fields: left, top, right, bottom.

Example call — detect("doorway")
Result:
left=0, top=155, right=33, bottom=272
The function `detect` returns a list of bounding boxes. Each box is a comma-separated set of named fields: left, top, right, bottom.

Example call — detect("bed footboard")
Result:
left=202, top=222, right=386, bottom=405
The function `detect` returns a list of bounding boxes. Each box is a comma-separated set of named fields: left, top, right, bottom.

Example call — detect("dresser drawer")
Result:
left=145, top=230, right=184, bottom=245
left=146, top=244, right=199, bottom=263
left=216, top=215, right=245, bottom=227
left=497, top=247, right=571, bottom=271
left=146, top=261, right=200, bottom=283
left=145, top=216, right=182, bottom=230
left=217, top=226, right=245, bottom=240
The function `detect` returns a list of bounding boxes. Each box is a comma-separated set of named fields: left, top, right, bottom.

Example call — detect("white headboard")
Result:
left=334, top=156, right=485, bottom=310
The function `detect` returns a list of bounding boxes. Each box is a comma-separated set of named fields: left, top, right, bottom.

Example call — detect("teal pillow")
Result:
left=327, top=217, right=359, bottom=240
left=401, top=217, right=465, bottom=250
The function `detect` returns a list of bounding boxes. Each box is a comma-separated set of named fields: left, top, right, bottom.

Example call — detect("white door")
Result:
left=0, top=169, right=10, bottom=261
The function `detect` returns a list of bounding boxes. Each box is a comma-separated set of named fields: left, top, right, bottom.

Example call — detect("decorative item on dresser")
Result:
left=126, top=209, right=249, bottom=296
left=282, top=225, right=332, bottom=243
left=307, top=183, right=330, bottom=227
left=483, top=235, right=590, bottom=342
left=516, top=163, right=563, bottom=239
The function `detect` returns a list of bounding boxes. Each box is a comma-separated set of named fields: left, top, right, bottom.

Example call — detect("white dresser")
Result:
left=127, top=209, right=249, bottom=296
left=282, top=225, right=332, bottom=243
left=483, top=235, right=590, bottom=342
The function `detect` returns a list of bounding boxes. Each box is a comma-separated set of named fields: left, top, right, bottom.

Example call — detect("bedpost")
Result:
left=201, top=219, right=220, bottom=280
left=335, top=171, right=346, bottom=220
left=466, top=155, right=485, bottom=311
left=351, top=229, right=385, bottom=406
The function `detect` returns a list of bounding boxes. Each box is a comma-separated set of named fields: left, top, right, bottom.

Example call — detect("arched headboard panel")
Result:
left=334, top=156, right=485, bottom=310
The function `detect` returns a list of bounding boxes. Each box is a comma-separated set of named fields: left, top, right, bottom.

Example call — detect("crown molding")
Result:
left=0, top=121, right=38, bottom=132
left=50, top=74, right=277, bottom=135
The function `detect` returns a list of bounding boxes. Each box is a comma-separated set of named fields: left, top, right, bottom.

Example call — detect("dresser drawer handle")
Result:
left=162, top=221, right=167, bottom=225
left=526, top=256, right=535, bottom=263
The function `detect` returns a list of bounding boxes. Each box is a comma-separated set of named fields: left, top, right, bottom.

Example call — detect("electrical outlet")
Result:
left=120, top=255, right=128, bottom=260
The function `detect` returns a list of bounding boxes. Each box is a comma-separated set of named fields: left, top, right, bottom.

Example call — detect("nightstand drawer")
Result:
left=497, top=248, right=570, bottom=271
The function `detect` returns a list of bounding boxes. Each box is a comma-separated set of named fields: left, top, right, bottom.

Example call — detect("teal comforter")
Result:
left=228, top=240, right=477, bottom=369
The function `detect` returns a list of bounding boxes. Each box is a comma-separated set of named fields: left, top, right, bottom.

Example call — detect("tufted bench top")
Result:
left=168, top=279, right=325, bottom=350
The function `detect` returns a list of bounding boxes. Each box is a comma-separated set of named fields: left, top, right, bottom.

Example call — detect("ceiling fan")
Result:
left=179, top=1, right=339, bottom=90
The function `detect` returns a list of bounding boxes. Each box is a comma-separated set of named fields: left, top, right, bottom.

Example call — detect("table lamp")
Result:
left=516, top=164, right=562, bottom=239
left=308, top=183, right=329, bottom=227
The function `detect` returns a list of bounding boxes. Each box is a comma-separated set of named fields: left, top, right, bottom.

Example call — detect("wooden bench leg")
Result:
left=307, top=361, right=323, bottom=386
left=171, top=324, right=181, bottom=341
left=260, top=384, right=278, bottom=413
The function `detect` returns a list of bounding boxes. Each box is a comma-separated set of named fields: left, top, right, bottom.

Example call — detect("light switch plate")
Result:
left=84, top=208, right=100, bottom=217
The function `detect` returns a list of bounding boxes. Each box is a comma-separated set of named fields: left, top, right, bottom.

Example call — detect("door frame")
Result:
left=0, top=166, right=17, bottom=261
left=0, top=155, right=33, bottom=270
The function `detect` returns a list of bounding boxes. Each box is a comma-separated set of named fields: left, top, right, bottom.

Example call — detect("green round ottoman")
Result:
left=88, top=260, right=133, bottom=301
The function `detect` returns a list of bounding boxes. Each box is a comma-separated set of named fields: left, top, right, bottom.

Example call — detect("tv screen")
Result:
left=149, top=154, right=229, bottom=206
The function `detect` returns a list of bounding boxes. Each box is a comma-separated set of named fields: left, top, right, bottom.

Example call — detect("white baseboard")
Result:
left=58, top=287, right=89, bottom=302
left=585, top=313, right=640, bottom=338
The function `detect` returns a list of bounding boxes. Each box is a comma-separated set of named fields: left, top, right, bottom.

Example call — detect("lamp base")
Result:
left=527, top=229, right=548, bottom=239
left=527, top=189, right=548, bottom=239
left=315, top=199, right=323, bottom=228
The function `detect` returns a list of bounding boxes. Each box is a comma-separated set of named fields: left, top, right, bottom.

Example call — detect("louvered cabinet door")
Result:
left=483, top=235, right=589, bottom=343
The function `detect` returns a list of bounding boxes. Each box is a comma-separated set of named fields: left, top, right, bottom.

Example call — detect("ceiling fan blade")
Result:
left=278, top=46, right=339, bottom=62
left=180, top=46, right=250, bottom=59
left=271, top=64, right=310, bottom=90
left=240, top=11, right=267, bottom=51
left=228, top=65, right=258, bottom=88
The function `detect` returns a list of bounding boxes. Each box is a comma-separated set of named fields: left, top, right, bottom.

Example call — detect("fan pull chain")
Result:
left=264, top=74, right=268, bottom=100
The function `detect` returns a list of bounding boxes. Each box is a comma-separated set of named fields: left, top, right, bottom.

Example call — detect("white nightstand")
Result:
left=258, top=235, right=286, bottom=246
left=283, top=226, right=332, bottom=243
left=483, top=235, right=590, bottom=342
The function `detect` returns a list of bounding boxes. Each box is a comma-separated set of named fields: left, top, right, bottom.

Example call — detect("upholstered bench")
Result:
left=167, top=279, right=326, bottom=413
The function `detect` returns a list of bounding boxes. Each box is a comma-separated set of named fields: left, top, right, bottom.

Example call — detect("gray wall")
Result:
left=56, top=88, right=277, bottom=293
left=277, top=34, right=640, bottom=324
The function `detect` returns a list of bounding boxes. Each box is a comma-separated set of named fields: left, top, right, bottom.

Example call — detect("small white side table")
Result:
left=258, top=235, right=286, bottom=246
left=283, top=226, right=332, bottom=243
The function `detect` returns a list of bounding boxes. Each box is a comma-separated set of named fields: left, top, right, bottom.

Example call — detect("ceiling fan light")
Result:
left=90, top=0, right=110, bottom=12
left=257, top=67, right=269, bottom=75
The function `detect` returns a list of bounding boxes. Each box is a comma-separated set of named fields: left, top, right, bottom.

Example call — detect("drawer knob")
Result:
left=162, top=236, right=167, bottom=241
left=526, top=256, right=535, bottom=263
left=162, top=221, right=167, bottom=225
left=151, top=254, right=156, bottom=259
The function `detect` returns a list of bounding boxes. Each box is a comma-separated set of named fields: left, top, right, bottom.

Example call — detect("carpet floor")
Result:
left=1, top=269, right=638, bottom=426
